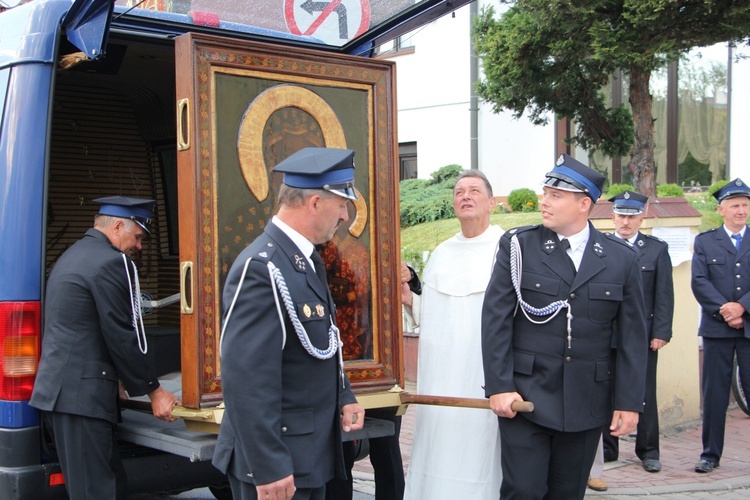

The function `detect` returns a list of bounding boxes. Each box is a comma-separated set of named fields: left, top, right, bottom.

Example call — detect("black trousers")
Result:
left=50, top=411, right=126, bottom=500
left=700, top=337, right=750, bottom=463
left=499, top=414, right=600, bottom=500
left=603, top=347, right=660, bottom=461
left=325, top=411, right=405, bottom=500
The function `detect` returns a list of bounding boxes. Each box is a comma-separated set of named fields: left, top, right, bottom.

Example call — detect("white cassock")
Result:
left=403, top=225, right=504, bottom=500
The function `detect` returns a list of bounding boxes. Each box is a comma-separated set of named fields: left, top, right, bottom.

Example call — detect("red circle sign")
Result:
left=284, top=0, right=371, bottom=43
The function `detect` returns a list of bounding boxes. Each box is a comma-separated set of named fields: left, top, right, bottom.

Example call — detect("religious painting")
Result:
left=175, top=33, right=402, bottom=408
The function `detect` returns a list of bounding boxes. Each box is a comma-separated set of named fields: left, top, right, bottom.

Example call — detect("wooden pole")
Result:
left=400, top=393, right=534, bottom=413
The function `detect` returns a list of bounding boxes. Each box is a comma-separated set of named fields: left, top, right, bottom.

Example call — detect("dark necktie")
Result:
left=310, top=250, right=329, bottom=288
left=732, top=233, right=742, bottom=251
left=560, top=238, right=577, bottom=275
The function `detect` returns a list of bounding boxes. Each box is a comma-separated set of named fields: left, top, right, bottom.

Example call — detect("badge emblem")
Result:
left=737, top=179, right=743, bottom=187
left=303, top=304, right=312, bottom=318
left=294, top=255, right=307, bottom=272
left=624, top=191, right=630, bottom=199
left=556, top=154, right=565, bottom=166
left=593, top=242, right=604, bottom=255
left=637, top=239, right=644, bottom=247
left=316, top=304, right=325, bottom=317
left=259, top=252, right=268, bottom=258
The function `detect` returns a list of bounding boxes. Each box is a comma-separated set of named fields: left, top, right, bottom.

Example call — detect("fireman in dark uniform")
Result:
left=213, top=147, right=365, bottom=500
left=30, top=196, right=180, bottom=499
left=602, top=191, right=674, bottom=473
left=482, top=154, right=648, bottom=499
left=692, top=178, right=750, bottom=473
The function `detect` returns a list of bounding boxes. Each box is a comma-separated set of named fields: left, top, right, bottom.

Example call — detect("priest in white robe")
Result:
left=402, top=170, right=503, bottom=499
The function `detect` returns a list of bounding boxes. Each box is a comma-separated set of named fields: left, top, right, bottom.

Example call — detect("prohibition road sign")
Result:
left=285, top=0, right=371, bottom=45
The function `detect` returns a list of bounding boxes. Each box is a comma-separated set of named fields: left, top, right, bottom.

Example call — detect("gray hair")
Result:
left=454, top=169, right=494, bottom=198
left=94, top=214, right=136, bottom=231
left=277, top=184, right=336, bottom=208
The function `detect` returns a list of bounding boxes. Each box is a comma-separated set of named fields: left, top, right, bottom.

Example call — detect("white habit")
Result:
left=403, top=225, right=504, bottom=499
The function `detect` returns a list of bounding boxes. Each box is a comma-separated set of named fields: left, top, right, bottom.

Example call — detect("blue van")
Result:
left=0, top=0, right=468, bottom=498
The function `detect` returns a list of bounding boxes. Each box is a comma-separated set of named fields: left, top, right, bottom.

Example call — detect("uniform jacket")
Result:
left=212, top=221, right=357, bottom=489
left=30, top=229, right=160, bottom=424
left=482, top=223, right=648, bottom=432
left=692, top=225, right=750, bottom=337
left=634, top=233, right=674, bottom=342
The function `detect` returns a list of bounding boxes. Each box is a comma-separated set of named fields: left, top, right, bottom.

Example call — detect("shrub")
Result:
left=605, top=184, right=635, bottom=198
left=507, top=188, right=539, bottom=212
left=399, top=164, right=463, bottom=228
left=656, top=183, right=685, bottom=198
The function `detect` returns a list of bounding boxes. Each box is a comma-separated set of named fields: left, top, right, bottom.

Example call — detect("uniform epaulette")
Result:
left=695, top=227, right=720, bottom=239
left=604, top=232, right=638, bottom=251
left=642, top=233, right=666, bottom=244
left=504, top=224, right=540, bottom=238
left=251, top=244, right=278, bottom=263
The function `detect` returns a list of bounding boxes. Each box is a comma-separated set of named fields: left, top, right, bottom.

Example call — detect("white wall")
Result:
left=392, top=2, right=555, bottom=196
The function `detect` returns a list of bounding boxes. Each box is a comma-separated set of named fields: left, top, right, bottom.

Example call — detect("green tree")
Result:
left=473, top=0, right=750, bottom=197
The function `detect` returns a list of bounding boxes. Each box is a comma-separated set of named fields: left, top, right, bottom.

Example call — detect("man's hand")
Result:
left=720, top=302, right=746, bottom=325
left=489, top=392, right=522, bottom=418
left=341, top=403, right=365, bottom=432
left=650, top=339, right=668, bottom=351
left=401, top=281, right=413, bottom=307
left=256, top=474, right=295, bottom=500
left=609, top=410, right=639, bottom=437
left=147, top=386, right=180, bottom=422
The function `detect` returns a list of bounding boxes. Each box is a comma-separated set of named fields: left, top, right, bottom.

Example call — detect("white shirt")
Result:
left=559, top=224, right=590, bottom=271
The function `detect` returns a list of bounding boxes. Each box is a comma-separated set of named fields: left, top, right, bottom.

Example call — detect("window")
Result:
left=399, top=142, right=417, bottom=180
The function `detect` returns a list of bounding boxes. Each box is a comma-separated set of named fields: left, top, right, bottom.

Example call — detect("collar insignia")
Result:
left=637, top=239, right=644, bottom=247
left=543, top=239, right=556, bottom=251
left=593, top=242, right=604, bottom=255
left=259, top=252, right=268, bottom=258
left=294, top=254, right=307, bottom=272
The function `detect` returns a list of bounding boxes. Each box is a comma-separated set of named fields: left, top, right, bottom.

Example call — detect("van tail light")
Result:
left=0, top=302, right=41, bottom=400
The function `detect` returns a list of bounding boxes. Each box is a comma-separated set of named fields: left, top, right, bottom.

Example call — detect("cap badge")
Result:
left=316, top=304, right=325, bottom=317
left=737, top=179, right=743, bottom=186
left=624, top=192, right=630, bottom=199
left=294, top=255, right=307, bottom=272
left=303, top=304, right=312, bottom=318
left=556, top=154, right=565, bottom=166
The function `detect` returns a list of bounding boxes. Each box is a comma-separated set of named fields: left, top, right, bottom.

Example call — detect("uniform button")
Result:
left=737, top=275, right=742, bottom=279
left=535, top=283, right=541, bottom=288
left=281, top=426, right=288, bottom=433
left=102, top=371, right=106, bottom=376
left=737, top=263, right=742, bottom=267
left=650, top=313, right=654, bottom=317
left=565, top=357, right=571, bottom=362
left=712, top=258, right=717, bottom=262
left=247, top=472, right=254, bottom=478
left=605, top=291, right=611, bottom=296
left=570, top=293, right=576, bottom=299
left=738, top=287, right=742, bottom=291
left=641, top=266, right=646, bottom=270
left=148, top=381, right=154, bottom=386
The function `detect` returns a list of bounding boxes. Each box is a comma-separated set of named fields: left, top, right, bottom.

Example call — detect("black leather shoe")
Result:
left=694, top=459, right=719, bottom=473
left=642, top=458, right=661, bottom=473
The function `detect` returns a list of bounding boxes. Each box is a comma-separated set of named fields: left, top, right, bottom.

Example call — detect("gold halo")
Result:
left=237, top=84, right=367, bottom=238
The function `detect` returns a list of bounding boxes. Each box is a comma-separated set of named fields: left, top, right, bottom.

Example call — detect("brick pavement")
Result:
left=353, top=381, right=750, bottom=497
